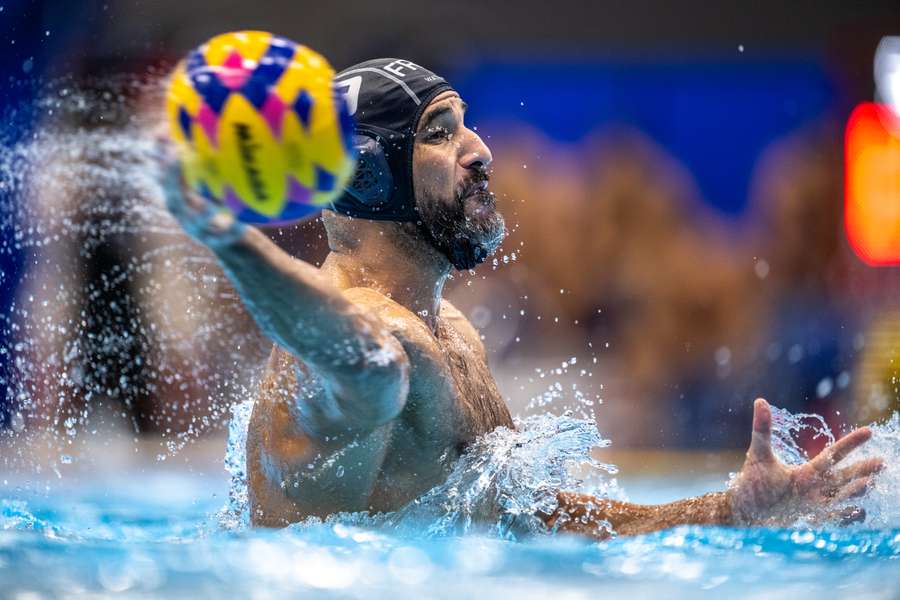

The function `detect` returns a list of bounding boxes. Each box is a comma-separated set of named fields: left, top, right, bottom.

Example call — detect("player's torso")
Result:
left=367, top=306, right=514, bottom=511
left=247, top=290, right=513, bottom=521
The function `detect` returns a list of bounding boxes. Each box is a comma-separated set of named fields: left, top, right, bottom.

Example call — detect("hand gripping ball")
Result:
left=166, top=31, right=356, bottom=225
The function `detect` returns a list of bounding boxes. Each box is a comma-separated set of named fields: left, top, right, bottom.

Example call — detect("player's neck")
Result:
left=323, top=223, right=450, bottom=329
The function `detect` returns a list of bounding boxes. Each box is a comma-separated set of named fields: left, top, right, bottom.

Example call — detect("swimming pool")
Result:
left=3, top=472, right=898, bottom=598
left=2, top=410, right=898, bottom=599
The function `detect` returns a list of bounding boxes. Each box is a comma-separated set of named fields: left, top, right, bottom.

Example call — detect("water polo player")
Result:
left=163, top=58, right=883, bottom=536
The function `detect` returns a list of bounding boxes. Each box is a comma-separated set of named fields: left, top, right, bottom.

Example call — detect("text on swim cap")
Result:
left=383, top=59, right=419, bottom=77
left=336, top=76, right=362, bottom=116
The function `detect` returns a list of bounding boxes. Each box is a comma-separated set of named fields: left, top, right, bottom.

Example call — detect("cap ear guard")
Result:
left=346, top=134, right=393, bottom=207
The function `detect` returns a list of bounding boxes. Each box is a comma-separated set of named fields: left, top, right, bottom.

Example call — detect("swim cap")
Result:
left=331, top=59, right=454, bottom=221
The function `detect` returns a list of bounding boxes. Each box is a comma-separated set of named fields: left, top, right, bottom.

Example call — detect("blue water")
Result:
left=2, top=473, right=898, bottom=599
left=2, top=410, right=899, bottom=599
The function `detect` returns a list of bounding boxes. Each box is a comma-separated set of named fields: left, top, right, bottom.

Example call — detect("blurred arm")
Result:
left=161, top=164, right=409, bottom=432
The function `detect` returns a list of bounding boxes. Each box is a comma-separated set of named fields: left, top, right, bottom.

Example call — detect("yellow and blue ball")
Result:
left=166, top=31, right=355, bottom=225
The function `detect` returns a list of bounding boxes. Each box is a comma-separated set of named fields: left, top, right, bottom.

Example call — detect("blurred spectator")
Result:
left=12, top=71, right=272, bottom=437
left=738, top=122, right=858, bottom=440
left=463, top=128, right=758, bottom=445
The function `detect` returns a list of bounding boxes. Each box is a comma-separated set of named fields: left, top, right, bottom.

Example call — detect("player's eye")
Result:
left=426, top=126, right=453, bottom=142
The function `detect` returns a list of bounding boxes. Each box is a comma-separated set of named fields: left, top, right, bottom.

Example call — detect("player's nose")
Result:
left=458, top=128, right=493, bottom=171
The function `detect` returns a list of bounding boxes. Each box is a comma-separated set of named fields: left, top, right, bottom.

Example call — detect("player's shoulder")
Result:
left=341, top=286, right=401, bottom=311
left=342, top=286, right=434, bottom=346
left=341, top=286, right=418, bottom=321
left=439, top=299, right=486, bottom=358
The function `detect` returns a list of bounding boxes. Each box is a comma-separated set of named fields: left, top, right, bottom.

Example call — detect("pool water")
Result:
left=2, top=473, right=898, bottom=599
left=2, top=410, right=899, bottom=599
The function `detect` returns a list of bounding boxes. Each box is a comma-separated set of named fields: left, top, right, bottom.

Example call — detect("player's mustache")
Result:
left=456, top=170, right=491, bottom=202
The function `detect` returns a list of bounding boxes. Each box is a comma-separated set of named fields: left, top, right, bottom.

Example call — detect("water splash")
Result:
left=0, top=74, right=273, bottom=470
left=222, top=402, right=900, bottom=537
left=1, top=73, right=897, bottom=551
left=222, top=405, right=619, bottom=539
left=2, top=481, right=898, bottom=598
left=379, top=412, right=618, bottom=538
left=1, top=499, right=59, bottom=536
left=769, top=405, right=835, bottom=465
left=851, top=412, right=900, bottom=528
left=219, top=397, right=255, bottom=530
left=769, top=405, right=900, bottom=528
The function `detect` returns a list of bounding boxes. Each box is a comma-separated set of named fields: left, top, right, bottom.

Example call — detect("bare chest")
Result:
left=395, top=318, right=513, bottom=451
left=370, top=319, right=513, bottom=510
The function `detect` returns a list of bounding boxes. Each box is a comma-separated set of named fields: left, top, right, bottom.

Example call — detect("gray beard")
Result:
left=418, top=192, right=506, bottom=271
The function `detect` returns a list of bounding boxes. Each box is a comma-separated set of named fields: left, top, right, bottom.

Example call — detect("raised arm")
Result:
left=161, top=163, right=409, bottom=431
left=545, top=399, right=883, bottom=540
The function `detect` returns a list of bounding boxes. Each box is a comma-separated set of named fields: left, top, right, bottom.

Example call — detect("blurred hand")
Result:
left=160, top=158, right=247, bottom=249
left=729, top=398, right=883, bottom=527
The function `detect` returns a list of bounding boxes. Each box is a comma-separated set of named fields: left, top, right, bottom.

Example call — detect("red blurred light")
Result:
left=845, top=102, right=900, bottom=266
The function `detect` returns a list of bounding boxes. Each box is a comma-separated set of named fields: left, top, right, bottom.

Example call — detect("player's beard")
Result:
left=416, top=179, right=506, bottom=271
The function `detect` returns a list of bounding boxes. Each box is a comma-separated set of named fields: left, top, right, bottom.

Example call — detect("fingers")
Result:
left=831, top=427, right=873, bottom=464
left=184, top=189, right=210, bottom=213
left=834, top=457, right=884, bottom=486
left=807, top=505, right=866, bottom=527
left=834, top=476, right=874, bottom=503
left=748, top=398, right=775, bottom=462
left=811, top=427, right=872, bottom=472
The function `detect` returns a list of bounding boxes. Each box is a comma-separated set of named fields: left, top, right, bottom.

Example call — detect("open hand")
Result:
left=729, top=398, right=883, bottom=527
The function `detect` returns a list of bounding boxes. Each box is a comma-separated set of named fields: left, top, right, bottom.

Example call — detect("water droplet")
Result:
left=714, top=346, right=732, bottom=366
left=837, top=370, right=851, bottom=389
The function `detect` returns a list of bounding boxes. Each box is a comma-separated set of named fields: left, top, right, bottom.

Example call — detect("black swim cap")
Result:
left=331, top=59, right=454, bottom=221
